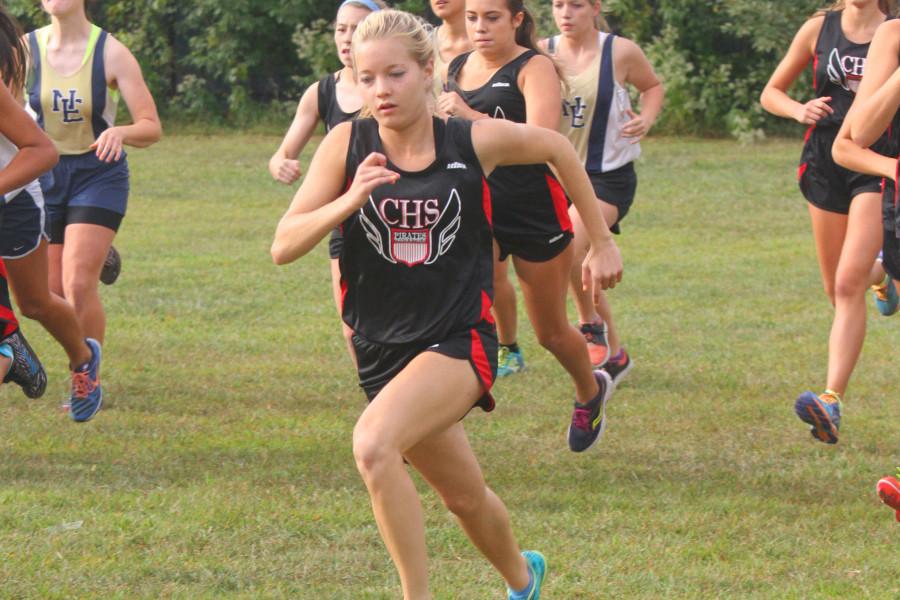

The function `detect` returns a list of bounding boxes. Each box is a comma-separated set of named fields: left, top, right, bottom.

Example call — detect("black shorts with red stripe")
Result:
left=0, top=260, right=19, bottom=338
left=493, top=173, right=574, bottom=262
left=798, top=128, right=885, bottom=214
left=351, top=320, right=498, bottom=413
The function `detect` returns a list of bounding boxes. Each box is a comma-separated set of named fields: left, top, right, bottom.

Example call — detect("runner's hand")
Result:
left=622, top=109, right=648, bottom=143
left=346, top=152, right=400, bottom=208
left=270, top=155, right=302, bottom=184
left=90, top=127, right=125, bottom=162
left=582, top=237, right=623, bottom=301
left=794, top=96, right=833, bottom=125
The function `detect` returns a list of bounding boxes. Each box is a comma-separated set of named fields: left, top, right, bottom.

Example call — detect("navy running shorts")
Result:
left=588, top=162, right=637, bottom=235
left=41, top=151, right=129, bottom=243
left=0, top=187, right=48, bottom=259
left=799, top=129, right=883, bottom=214
left=351, top=321, right=497, bottom=413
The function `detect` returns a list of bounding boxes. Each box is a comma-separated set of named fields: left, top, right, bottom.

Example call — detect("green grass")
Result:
left=1, top=134, right=897, bottom=599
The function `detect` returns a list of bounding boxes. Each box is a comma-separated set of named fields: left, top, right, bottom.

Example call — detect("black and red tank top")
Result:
left=812, top=10, right=886, bottom=131
left=317, top=72, right=360, bottom=132
left=446, top=50, right=571, bottom=241
left=340, top=117, right=494, bottom=345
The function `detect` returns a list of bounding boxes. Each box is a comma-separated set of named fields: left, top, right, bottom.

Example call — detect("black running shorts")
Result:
left=799, top=129, right=883, bottom=214
left=351, top=321, right=497, bottom=413
left=588, top=162, right=637, bottom=234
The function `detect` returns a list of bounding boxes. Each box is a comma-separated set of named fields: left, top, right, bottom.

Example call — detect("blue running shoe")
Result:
left=497, top=345, right=525, bottom=377
left=871, top=275, right=899, bottom=316
left=794, top=390, right=841, bottom=444
left=567, top=370, right=613, bottom=452
left=70, top=338, right=102, bottom=423
left=1, top=329, right=47, bottom=398
left=507, top=550, right=546, bottom=600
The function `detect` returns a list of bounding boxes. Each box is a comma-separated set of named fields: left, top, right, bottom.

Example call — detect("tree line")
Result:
left=8, top=0, right=825, bottom=137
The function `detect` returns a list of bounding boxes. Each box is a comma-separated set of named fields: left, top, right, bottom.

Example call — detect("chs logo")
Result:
left=51, top=89, right=84, bottom=123
left=359, top=190, right=462, bottom=266
left=826, top=49, right=865, bottom=93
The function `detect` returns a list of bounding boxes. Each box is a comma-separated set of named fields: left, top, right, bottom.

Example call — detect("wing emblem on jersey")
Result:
left=493, top=106, right=507, bottom=120
left=358, top=189, right=463, bottom=267
left=826, top=48, right=863, bottom=94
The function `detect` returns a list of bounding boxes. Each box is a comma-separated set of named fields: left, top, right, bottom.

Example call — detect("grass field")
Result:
left=1, top=134, right=897, bottom=599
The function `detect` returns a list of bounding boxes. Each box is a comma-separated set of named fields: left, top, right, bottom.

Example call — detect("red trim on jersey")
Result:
left=798, top=162, right=808, bottom=182
left=481, top=177, right=492, bottom=228
left=545, top=175, right=573, bottom=233
left=340, top=279, right=348, bottom=312
left=480, top=290, right=494, bottom=324
left=0, top=260, right=6, bottom=279
left=803, top=125, right=814, bottom=143
left=812, top=53, right=818, bottom=92
left=469, top=328, right=494, bottom=393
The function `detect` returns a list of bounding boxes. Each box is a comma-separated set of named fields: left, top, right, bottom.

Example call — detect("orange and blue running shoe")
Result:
left=794, top=390, right=841, bottom=444
left=579, top=320, right=609, bottom=368
left=69, top=338, right=103, bottom=423
left=876, top=472, right=900, bottom=523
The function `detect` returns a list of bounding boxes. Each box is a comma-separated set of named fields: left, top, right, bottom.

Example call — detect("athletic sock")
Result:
left=501, top=342, right=520, bottom=354
left=0, top=343, right=13, bottom=377
left=822, top=389, right=842, bottom=403
left=508, top=567, right=534, bottom=600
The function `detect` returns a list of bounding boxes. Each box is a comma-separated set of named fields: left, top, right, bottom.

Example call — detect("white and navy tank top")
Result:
left=341, top=117, right=494, bottom=345
left=0, top=135, right=43, bottom=204
left=26, top=25, right=119, bottom=155
left=549, top=32, right=640, bottom=173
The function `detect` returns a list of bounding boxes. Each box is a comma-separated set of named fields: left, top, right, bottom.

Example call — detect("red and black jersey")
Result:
left=812, top=11, right=889, bottom=131
left=317, top=73, right=360, bottom=132
left=447, top=50, right=571, bottom=245
left=340, top=117, right=494, bottom=345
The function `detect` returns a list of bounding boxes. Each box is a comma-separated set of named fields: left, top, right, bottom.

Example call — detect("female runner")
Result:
left=760, top=0, right=894, bottom=444
left=269, top=0, right=384, bottom=365
left=272, top=10, right=621, bottom=598
left=26, top=0, right=161, bottom=388
left=1, top=5, right=102, bottom=417
left=440, top=0, right=617, bottom=451
left=430, top=0, right=472, bottom=93
left=543, top=0, right=663, bottom=383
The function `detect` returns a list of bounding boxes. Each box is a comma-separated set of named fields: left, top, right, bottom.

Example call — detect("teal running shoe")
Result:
left=871, top=275, right=899, bottom=316
left=794, top=390, right=841, bottom=444
left=497, top=345, right=524, bottom=377
left=507, top=550, right=546, bottom=600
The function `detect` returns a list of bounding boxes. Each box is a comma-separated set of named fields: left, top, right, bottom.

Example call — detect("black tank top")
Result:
left=317, top=72, right=360, bottom=132
left=446, top=50, right=571, bottom=242
left=341, top=117, right=494, bottom=345
left=813, top=11, right=883, bottom=131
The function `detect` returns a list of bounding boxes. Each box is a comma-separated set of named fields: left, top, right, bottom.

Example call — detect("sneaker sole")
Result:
left=794, top=395, right=838, bottom=444
left=566, top=370, right=613, bottom=453
left=607, top=359, right=633, bottom=388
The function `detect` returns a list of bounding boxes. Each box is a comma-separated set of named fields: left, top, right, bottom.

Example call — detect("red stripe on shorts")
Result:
left=470, top=328, right=493, bottom=392
left=481, top=177, right=492, bottom=228
left=545, top=175, right=573, bottom=233
left=480, top=290, right=494, bottom=324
